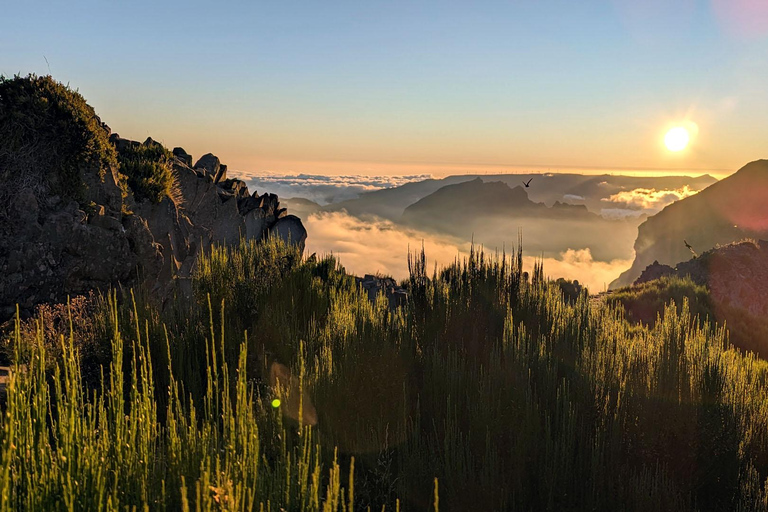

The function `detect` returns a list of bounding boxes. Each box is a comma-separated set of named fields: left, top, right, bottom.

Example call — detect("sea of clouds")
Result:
left=599, top=185, right=700, bottom=219
left=304, top=212, right=631, bottom=291
left=244, top=173, right=432, bottom=205
left=241, top=174, right=704, bottom=289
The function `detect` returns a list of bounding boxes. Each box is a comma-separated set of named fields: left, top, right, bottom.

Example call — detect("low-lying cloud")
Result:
left=603, top=186, right=699, bottom=211
left=244, top=173, right=431, bottom=205
left=534, top=249, right=632, bottom=292
left=304, top=212, right=632, bottom=291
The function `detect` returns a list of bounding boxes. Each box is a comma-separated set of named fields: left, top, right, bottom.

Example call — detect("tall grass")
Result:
left=2, top=237, right=768, bottom=510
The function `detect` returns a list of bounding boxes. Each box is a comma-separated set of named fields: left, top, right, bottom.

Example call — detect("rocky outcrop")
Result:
left=611, top=160, right=768, bottom=288
left=355, top=274, right=407, bottom=310
left=634, top=239, right=768, bottom=318
left=172, top=147, right=193, bottom=167
left=634, top=261, right=676, bottom=285
left=194, top=153, right=227, bottom=183
left=628, top=240, right=768, bottom=357
left=271, top=215, right=308, bottom=253
left=0, top=134, right=307, bottom=321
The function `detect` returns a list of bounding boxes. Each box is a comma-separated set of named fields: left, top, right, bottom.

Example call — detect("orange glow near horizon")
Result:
left=226, top=158, right=733, bottom=181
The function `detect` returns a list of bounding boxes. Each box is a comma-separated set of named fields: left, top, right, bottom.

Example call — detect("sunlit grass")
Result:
left=1, top=237, right=768, bottom=510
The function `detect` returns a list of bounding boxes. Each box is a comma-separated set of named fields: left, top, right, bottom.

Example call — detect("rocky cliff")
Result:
left=0, top=75, right=306, bottom=321
left=611, top=160, right=768, bottom=288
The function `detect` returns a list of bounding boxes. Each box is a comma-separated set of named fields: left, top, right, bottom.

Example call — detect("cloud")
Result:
left=304, top=212, right=470, bottom=279
left=602, top=186, right=699, bottom=211
left=599, top=208, right=649, bottom=220
left=304, top=212, right=632, bottom=291
left=563, top=194, right=585, bottom=201
left=242, top=173, right=432, bottom=205
left=531, top=249, right=632, bottom=292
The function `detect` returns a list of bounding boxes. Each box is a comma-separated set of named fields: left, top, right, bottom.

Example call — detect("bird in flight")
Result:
left=684, top=239, right=697, bottom=258
left=522, top=178, right=533, bottom=188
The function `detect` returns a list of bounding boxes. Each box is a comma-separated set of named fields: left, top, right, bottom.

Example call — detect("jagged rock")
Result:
left=172, top=147, right=193, bottom=167
left=1, top=126, right=307, bottom=320
left=244, top=208, right=268, bottom=240
left=143, top=137, right=163, bottom=149
left=215, top=164, right=227, bottom=184
left=193, top=153, right=220, bottom=180
left=238, top=194, right=261, bottom=216
left=355, top=274, right=408, bottom=310
left=634, top=261, right=675, bottom=285
left=220, top=179, right=250, bottom=201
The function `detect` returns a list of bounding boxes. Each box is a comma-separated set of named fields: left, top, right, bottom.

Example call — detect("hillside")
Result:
left=611, top=160, right=768, bottom=288
left=611, top=239, right=768, bottom=357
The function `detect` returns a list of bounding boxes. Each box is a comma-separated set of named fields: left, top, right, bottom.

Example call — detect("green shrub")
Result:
left=117, top=140, right=177, bottom=203
left=3, top=241, right=768, bottom=510
left=607, top=275, right=714, bottom=326
left=0, top=74, right=118, bottom=206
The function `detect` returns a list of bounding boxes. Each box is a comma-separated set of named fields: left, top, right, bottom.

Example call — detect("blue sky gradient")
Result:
left=2, top=1, right=767, bottom=176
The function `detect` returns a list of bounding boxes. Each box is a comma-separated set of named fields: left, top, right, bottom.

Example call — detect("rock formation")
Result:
left=0, top=127, right=306, bottom=321
left=633, top=239, right=768, bottom=318
left=355, top=274, right=408, bottom=310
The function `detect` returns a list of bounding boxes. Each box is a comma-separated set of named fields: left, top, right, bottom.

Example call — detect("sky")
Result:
left=2, top=0, right=767, bottom=177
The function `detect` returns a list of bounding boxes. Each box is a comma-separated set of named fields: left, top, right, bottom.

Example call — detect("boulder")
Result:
left=172, top=147, right=193, bottom=167
left=193, top=153, right=220, bottom=179
left=272, top=215, right=307, bottom=253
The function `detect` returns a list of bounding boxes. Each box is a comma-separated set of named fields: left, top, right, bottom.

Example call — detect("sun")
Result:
left=664, top=126, right=690, bottom=152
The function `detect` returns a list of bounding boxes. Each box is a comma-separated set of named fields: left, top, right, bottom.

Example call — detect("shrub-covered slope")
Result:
left=2, top=239, right=768, bottom=510
left=611, top=240, right=768, bottom=358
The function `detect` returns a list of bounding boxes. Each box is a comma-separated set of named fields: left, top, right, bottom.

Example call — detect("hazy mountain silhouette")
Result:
left=611, top=160, right=768, bottom=288
left=324, top=173, right=716, bottom=221
left=401, top=178, right=594, bottom=227
left=398, top=178, right=639, bottom=262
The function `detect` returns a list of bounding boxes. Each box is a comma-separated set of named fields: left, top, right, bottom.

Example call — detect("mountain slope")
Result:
left=611, top=160, right=768, bottom=288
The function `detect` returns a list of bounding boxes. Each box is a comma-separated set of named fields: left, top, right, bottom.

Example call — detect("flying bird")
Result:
left=684, top=239, right=697, bottom=258
left=522, top=178, right=533, bottom=188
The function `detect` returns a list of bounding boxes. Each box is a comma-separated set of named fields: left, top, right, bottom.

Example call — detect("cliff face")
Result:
left=611, top=160, right=768, bottom=289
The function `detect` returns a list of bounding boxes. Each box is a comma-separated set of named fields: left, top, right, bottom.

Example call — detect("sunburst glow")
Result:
left=664, top=126, right=690, bottom=152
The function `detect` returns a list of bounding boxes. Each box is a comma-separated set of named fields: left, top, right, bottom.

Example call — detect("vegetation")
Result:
left=0, top=74, right=177, bottom=212
left=116, top=140, right=178, bottom=204
left=3, top=239, right=768, bottom=510
left=609, top=275, right=768, bottom=359
left=606, top=276, right=714, bottom=327
left=0, top=74, right=118, bottom=207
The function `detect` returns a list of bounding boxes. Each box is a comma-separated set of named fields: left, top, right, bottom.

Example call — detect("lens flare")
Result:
left=271, top=399, right=281, bottom=408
